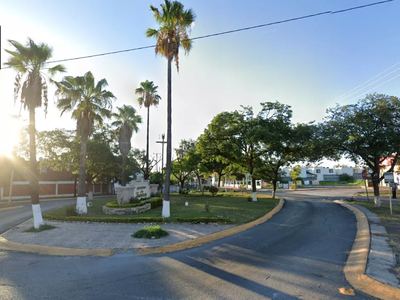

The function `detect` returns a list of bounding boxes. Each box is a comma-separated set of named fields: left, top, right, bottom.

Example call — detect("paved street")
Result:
left=0, top=190, right=375, bottom=300
left=0, top=199, right=76, bottom=234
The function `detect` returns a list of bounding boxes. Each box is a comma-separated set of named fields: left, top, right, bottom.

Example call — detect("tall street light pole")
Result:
left=156, top=134, right=167, bottom=193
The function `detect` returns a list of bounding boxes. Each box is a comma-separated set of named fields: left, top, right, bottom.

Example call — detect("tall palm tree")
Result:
left=4, top=38, right=65, bottom=229
left=55, top=71, right=115, bottom=214
left=146, top=0, right=195, bottom=217
left=135, top=80, right=161, bottom=180
left=112, top=105, right=142, bottom=186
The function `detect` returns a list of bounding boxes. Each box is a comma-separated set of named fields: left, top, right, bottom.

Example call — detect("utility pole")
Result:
left=156, top=134, right=167, bottom=193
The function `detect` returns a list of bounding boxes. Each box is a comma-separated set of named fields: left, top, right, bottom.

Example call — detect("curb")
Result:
left=0, top=198, right=283, bottom=258
left=138, top=198, right=285, bottom=255
left=334, top=200, right=400, bottom=300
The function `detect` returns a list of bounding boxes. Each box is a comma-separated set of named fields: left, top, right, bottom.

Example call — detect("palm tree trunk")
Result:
left=121, top=154, right=127, bottom=186
left=29, top=107, right=39, bottom=205
left=162, top=57, right=173, bottom=218
left=29, top=106, right=44, bottom=229
left=77, top=135, right=88, bottom=214
left=145, top=106, right=150, bottom=180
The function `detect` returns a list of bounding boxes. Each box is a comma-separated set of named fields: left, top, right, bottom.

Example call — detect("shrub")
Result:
left=239, top=184, right=247, bottom=190
left=66, top=205, right=77, bottom=216
left=43, top=215, right=165, bottom=223
left=339, top=173, right=355, bottom=183
left=205, top=200, right=211, bottom=212
left=208, top=186, right=219, bottom=196
left=24, top=224, right=57, bottom=233
left=147, top=197, right=163, bottom=209
left=129, top=197, right=140, bottom=204
left=175, top=217, right=233, bottom=224
left=132, top=225, right=169, bottom=239
left=106, top=197, right=163, bottom=209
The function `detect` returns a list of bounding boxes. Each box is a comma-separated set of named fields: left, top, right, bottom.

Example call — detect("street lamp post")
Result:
left=156, top=134, right=167, bottom=193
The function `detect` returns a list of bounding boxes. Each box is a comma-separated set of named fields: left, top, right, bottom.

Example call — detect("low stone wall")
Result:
left=102, top=203, right=151, bottom=215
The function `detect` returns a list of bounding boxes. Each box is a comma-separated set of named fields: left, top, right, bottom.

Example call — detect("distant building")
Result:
left=0, top=166, right=112, bottom=201
left=280, top=166, right=364, bottom=182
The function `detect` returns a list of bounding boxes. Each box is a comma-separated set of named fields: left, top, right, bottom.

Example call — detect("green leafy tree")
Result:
left=135, top=80, right=161, bottom=180
left=37, top=129, right=77, bottom=172
left=55, top=71, right=115, bottom=213
left=322, top=93, right=400, bottom=207
left=131, top=148, right=159, bottom=178
left=150, top=171, right=164, bottom=191
left=112, top=105, right=142, bottom=186
left=4, top=38, right=65, bottom=228
left=289, top=165, right=301, bottom=190
left=38, top=127, right=139, bottom=189
left=171, top=139, right=197, bottom=191
left=197, top=125, right=231, bottom=188
left=147, top=0, right=196, bottom=217
left=256, top=122, right=318, bottom=198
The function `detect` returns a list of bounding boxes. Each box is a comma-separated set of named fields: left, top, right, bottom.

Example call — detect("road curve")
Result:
left=0, top=199, right=375, bottom=300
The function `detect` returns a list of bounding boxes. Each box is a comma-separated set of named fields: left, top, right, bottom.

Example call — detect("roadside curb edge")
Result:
left=138, top=197, right=285, bottom=255
left=334, top=200, right=400, bottom=300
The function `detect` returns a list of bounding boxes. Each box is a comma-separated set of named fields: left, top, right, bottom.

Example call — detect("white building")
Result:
left=281, top=166, right=364, bottom=182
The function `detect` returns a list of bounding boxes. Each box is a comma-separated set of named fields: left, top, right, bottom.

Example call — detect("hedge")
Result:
left=106, top=197, right=163, bottom=209
left=42, top=215, right=232, bottom=224
left=175, top=217, right=233, bottom=224
left=43, top=215, right=165, bottom=223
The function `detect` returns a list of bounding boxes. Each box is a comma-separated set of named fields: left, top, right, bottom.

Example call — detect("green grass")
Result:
left=350, top=200, right=400, bottom=280
left=44, top=194, right=279, bottom=224
left=24, top=224, right=57, bottom=233
left=318, top=180, right=364, bottom=186
left=350, top=201, right=400, bottom=223
left=356, top=190, right=390, bottom=197
left=132, top=225, right=169, bottom=239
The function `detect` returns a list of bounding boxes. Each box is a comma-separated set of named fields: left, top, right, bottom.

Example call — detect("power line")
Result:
left=341, top=72, right=400, bottom=104
left=1, top=0, right=393, bottom=70
left=328, top=59, right=400, bottom=105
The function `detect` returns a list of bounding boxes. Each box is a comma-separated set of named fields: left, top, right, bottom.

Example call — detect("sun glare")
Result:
left=0, top=115, right=24, bottom=157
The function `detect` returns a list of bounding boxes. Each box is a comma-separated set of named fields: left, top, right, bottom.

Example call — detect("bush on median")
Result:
left=105, top=197, right=163, bottom=209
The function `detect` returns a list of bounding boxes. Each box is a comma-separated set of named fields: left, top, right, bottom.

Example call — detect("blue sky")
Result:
left=1, top=0, right=400, bottom=166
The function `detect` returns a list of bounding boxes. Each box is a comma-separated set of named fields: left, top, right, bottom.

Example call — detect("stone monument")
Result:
left=115, top=178, right=158, bottom=205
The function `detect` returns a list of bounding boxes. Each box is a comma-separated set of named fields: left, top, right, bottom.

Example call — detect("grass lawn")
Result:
left=349, top=200, right=400, bottom=281
left=318, top=180, right=364, bottom=186
left=44, top=193, right=279, bottom=224
left=356, top=190, right=391, bottom=197
left=24, top=224, right=57, bottom=233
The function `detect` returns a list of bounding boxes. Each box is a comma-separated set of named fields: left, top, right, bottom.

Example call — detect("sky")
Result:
left=1, top=0, right=400, bottom=168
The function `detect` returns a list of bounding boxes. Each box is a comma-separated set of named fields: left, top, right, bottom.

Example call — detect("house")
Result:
left=280, top=166, right=364, bottom=182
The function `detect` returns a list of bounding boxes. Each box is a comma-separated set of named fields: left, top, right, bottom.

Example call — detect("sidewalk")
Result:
left=353, top=204, right=399, bottom=288
left=0, top=220, right=234, bottom=251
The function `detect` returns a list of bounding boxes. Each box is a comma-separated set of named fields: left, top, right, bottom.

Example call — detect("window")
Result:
left=329, top=169, right=333, bottom=173
left=316, top=169, right=321, bottom=173
left=353, top=169, right=358, bottom=173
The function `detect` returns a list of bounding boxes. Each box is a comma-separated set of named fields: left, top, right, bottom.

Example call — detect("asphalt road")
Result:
left=0, top=192, right=375, bottom=300
left=0, top=199, right=76, bottom=234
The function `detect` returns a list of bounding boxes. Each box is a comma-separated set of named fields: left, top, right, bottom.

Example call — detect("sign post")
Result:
left=362, top=170, right=369, bottom=202
left=384, top=172, right=394, bottom=215
left=389, top=185, right=393, bottom=215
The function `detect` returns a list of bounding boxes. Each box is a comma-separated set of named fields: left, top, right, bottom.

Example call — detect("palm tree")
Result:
left=146, top=0, right=195, bottom=217
left=135, top=80, right=161, bottom=180
left=112, top=105, right=142, bottom=186
left=4, top=38, right=65, bottom=229
left=55, top=71, right=115, bottom=214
